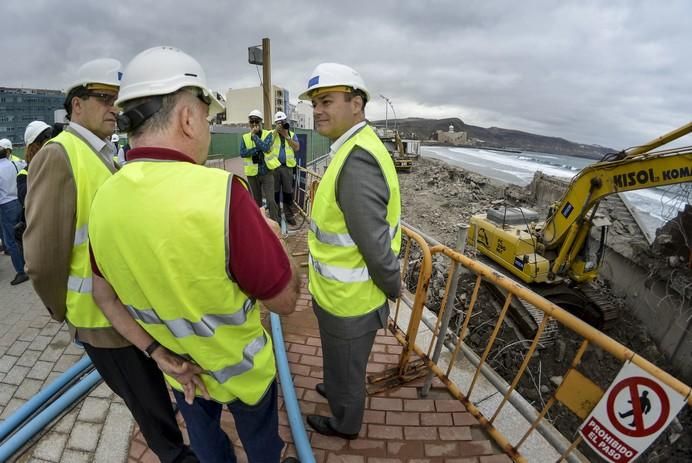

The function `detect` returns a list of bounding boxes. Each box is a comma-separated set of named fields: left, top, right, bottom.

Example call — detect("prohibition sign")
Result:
left=606, top=376, right=669, bottom=437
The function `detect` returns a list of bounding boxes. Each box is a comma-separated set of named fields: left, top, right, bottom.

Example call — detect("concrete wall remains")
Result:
left=600, top=252, right=692, bottom=383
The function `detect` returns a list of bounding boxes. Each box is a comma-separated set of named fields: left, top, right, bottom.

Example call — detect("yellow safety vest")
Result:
left=308, top=125, right=401, bottom=317
left=270, top=131, right=297, bottom=168
left=242, top=130, right=279, bottom=176
left=89, top=160, right=276, bottom=404
left=17, top=168, right=27, bottom=178
left=48, top=131, right=113, bottom=330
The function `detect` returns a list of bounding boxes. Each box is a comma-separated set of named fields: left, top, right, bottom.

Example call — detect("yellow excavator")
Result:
left=468, top=122, right=692, bottom=327
left=378, top=129, right=418, bottom=171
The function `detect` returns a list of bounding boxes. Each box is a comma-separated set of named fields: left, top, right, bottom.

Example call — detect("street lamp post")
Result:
left=379, top=94, right=397, bottom=133
left=379, top=94, right=389, bottom=131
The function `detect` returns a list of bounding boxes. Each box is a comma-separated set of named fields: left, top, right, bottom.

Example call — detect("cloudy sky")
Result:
left=4, top=0, right=690, bottom=148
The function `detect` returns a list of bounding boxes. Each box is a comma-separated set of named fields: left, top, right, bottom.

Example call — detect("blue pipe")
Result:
left=0, top=369, right=101, bottom=461
left=0, top=355, right=92, bottom=441
left=270, top=313, right=315, bottom=463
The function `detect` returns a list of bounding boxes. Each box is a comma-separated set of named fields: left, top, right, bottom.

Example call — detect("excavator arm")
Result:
left=541, top=123, right=692, bottom=251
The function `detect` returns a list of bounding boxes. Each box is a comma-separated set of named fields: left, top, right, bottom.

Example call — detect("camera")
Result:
left=281, top=122, right=290, bottom=130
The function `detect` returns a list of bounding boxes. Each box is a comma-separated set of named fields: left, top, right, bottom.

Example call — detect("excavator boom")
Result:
left=542, top=147, right=692, bottom=248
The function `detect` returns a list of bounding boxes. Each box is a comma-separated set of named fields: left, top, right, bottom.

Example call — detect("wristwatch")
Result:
left=144, top=340, right=162, bottom=358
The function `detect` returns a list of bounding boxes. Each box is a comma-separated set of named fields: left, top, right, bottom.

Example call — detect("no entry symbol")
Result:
left=606, top=376, right=669, bottom=438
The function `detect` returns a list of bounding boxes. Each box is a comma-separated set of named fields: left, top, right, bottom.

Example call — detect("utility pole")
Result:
left=262, top=37, right=272, bottom=130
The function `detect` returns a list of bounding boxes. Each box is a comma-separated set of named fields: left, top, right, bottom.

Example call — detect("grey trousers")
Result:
left=247, top=172, right=279, bottom=223
left=320, top=327, right=378, bottom=435
left=274, top=165, right=294, bottom=195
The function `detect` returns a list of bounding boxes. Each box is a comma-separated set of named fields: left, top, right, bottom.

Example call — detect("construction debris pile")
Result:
left=650, top=205, right=692, bottom=300
left=398, top=157, right=691, bottom=461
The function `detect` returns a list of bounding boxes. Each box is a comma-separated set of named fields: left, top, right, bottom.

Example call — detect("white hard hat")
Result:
left=248, top=109, right=263, bottom=120
left=116, top=46, right=224, bottom=118
left=0, top=139, right=12, bottom=150
left=273, top=111, right=287, bottom=123
left=24, top=121, right=52, bottom=146
left=111, top=134, right=120, bottom=143
left=66, top=58, right=122, bottom=95
left=298, top=63, right=370, bottom=101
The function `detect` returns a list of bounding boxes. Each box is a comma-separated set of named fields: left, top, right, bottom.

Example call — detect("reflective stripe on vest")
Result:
left=270, top=131, right=296, bottom=168
left=67, top=276, right=92, bottom=293
left=308, top=125, right=401, bottom=317
left=125, top=298, right=255, bottom=338
left=74, top=224, right=89, bottom=246
left=89, top=160, right=276, bottom=404
left=309, top=254, right=370, bottom=283
left=309, top=219, right=400, bottom=248
left=242, top=130, right=275, bottom=176
left=180, top=333, right=267, bottom=384
left=210, top=334, right=266, bottom=383
left=49, top=131, right=113, bottom=329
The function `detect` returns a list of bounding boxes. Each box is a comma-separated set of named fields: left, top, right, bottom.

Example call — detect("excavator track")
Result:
left=577, top=282, right=620, bottom=329
left=480, top=274, right=560, bottom=347
left=535, top=283, right=618, bottom=330
left=476, top=256, right=617, bottom=344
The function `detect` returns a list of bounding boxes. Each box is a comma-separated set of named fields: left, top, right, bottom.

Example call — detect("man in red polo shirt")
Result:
left=88, top=46, right=299, bottom=463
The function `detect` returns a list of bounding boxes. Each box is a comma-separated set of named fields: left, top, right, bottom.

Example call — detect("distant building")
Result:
left=224, top=85, right=290, bottom=124
left=291, top=101, right=314, bottom=129
left=0, top=87, right=64, bottom=145
left=437, top=124, right=468, bottom=145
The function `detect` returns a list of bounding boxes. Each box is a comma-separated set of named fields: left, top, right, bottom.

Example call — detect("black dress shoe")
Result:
left=10, top=273, right=29, bottom=286
left=306, top=414, right=358, bottom=440
left=282, top=458, right=299, bottom=463
left=315, top=383, right=327, bottom=399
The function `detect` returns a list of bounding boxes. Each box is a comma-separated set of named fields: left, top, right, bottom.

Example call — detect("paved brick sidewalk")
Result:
left=128, top=224, right=511, bottom=462
left=0, top=255, right=132, bottom=463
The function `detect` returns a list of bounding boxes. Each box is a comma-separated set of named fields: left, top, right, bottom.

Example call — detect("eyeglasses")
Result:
left=195, top=90, right=212, bottom=106
left=249, top=118, right=262, bottom=124
left=86, top=92, right=118, bottom=107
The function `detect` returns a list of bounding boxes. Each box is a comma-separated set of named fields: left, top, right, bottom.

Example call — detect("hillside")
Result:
left=373, top=117, right=616, bottom=159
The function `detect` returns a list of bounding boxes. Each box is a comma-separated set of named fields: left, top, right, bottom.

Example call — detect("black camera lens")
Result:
left=282, top=122, right=290, bottom=130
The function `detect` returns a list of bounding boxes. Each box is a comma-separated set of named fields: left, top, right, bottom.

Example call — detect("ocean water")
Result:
left=422, top=146, right=690, bottom=240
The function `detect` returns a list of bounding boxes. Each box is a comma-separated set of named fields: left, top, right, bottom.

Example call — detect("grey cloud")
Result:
left=4, top=0, right=690, bottom=148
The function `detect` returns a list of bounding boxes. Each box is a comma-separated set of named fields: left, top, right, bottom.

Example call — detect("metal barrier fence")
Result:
left=376, top=223, right=691, bottom=462
left=292, top=164, right=323, bottom=220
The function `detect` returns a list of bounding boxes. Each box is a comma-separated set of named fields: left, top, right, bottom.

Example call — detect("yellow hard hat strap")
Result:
left=86, top=83, right=119, bottom=93
left=309, top=86, right=354, bottom=99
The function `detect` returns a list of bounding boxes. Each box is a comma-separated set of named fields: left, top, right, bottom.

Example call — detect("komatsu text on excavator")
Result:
left=468, top=122, right=692, bottom=328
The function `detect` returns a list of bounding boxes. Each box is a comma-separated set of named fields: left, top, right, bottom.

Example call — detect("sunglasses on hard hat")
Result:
left=86, top=92, right=118, bottom=107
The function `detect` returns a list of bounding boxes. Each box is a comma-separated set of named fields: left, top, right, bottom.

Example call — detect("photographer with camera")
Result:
left=270, top=111, right=300, bottom=226
left=240, top=109, right=280, bottom=222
